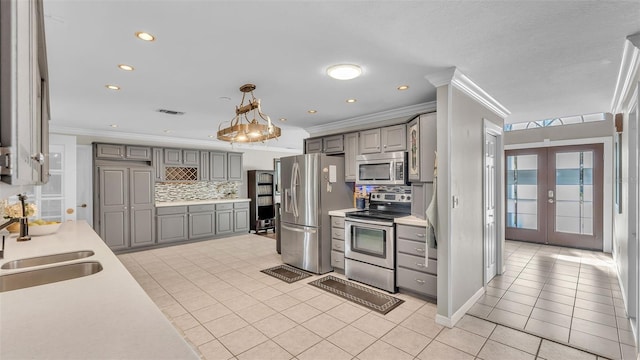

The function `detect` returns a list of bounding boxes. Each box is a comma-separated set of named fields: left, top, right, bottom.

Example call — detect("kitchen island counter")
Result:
left=0, top=221, right=198, bottom=359
left=156, top=198, right=250, bottom=207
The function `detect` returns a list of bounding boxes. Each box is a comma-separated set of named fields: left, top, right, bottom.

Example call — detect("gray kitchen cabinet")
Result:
left=396, top=223, right=437, bottom=297
left=359, top=129, right=381, bottom=154
left=358, top=124, right=406, bottom=154
left=330, top=216, right=346, bottom=271
left=96, top=144, right=152, bottom=161
left=152, top=148, right=163, bottom=181
left=209, top=151, right=227, bottom=181
left=381, top=124, right=406, bottom=152
left=164, top=148, right=183, bottom=165
left=305, top=138, right=323, bottom=154
left=96, top=144, right=125, bottom=159
left=344, top=132, right=358, bottom=181
left=199, top=151, right=210, bottom=181
left=323, top=135, right=344, bottom=154
left=0, top=0, right=50, bottom=186
left=233, top=202, right=250, bottom=233
left=188, top=205, right=215, bottom=239
left=97, top=166, right=155, bottom=250
left=183, top=150, right=199, bottom=166
left=126, top=146, right=152, bottom=161
left=227, top=152, right=243, bottom=181
left=157, top=207, right=188, bottom=243
left=215, top=203, right=234, bottom=234
left=407, top=113, right=437, bottom=182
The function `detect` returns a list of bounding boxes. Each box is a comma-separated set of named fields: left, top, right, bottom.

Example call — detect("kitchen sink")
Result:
left=0, top=261, right=103, bottom=292
left=1, top=250, right=95, bottom=269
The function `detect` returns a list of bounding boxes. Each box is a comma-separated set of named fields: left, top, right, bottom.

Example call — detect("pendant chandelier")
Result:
left=217, top=84, right=281, bottom=143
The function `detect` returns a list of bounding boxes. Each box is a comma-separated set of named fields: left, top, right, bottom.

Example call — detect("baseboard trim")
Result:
left=435, top=287, right=485, bottom=328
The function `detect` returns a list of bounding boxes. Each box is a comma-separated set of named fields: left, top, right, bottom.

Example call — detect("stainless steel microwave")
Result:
left=355, top=152, right=407, bottom=185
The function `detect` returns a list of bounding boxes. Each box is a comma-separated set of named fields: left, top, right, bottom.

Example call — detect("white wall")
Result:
left=237, top=148, right=302, bottom=198
left=435, top=83, right=505, bottom=325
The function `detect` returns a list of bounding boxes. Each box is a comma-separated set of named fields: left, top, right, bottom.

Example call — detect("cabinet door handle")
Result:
left=415, top=279, right=426, bottom=284
left=415, top=263, right=425, bottom=268
left=123, top=207, right=127, bottom=210
left=415, top=233, right=425, bottom=237
left=414, top=248, right=425, bottom=252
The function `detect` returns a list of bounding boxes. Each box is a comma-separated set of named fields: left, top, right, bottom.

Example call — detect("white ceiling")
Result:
left=43, top=1, right=640, bottom=151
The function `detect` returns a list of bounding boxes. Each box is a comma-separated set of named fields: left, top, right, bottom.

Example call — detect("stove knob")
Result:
left=407, top=196, right=411, bottom=201
left=400, top=195, right=405, bottom=200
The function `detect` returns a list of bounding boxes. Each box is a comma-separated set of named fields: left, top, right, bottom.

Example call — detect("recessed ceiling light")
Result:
left=279, top=118, right=287, bottom=122
left=135, top=32, right=155, bottom=41
left=219, top=96, right=231, bottom=101
left=346, top=99, right=357, bottom=103
left=163, top=129, right=172, bottom=133
left=208, top=135, right=215, bottom=138
left=307, top=110, right=317, bottom=114
left=326, top=64, right=362, bottom=80
left=105, top=85, right=120, bottom=90
left=109, top=124, right=118, bottom=128
left=118, top=64, right=134, bottom=71
left=397, top=85, right=410, bottom=91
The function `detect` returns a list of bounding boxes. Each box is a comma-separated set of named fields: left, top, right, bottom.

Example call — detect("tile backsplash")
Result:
left=155, top=181, right=238, bottom=202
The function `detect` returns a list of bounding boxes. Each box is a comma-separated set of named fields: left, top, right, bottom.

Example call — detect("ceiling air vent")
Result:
left=157, top=109, right=185, bottom=116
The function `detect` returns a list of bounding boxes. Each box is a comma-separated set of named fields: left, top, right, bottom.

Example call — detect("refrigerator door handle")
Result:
left=282, top=224, right=317, bottom=234
left=291, top=162, right=300, bottom=218
left=284, top=188, right=292, bottom=214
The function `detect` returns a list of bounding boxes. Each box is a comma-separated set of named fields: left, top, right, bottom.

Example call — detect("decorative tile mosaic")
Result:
left=155, top=181, right=239, bottom=202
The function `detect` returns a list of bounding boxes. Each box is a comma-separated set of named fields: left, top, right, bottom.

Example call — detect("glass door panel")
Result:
left=548, top=144, right=602, bottom=249
left=505, top=148, right=547, bottom=243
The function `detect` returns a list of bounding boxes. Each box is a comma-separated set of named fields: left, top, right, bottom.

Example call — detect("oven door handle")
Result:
left=345, top=218, right=394, bottom=227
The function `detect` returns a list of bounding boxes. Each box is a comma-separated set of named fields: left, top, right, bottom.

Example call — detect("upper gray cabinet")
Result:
left=381, top=124, right=407, bottom=152
left=359, top=124, right=406, bottom=154
left=152, top=148, right=163, bottom=181
left=183, top=150, right=199, bottom=166
left=305, top=138, right=323, bottom=154
left=0, top=0, right=50, bottom=185
left=199, top=151, right=210, bottom=181
left=209, top=151, right=227, bottom=181
left=323, top=135, right=344, bottom=154
left=163, top=148, right=182, bottom=165
left=407, top=113, right=437, bottom=182
left=359, top=129, right=381, bottom=154
left=304, top=135, right=344, bottom=154
left=344, top=132, right=358, bottom=182
left=227, top=152, right=243, bottom=181
left=96, top=144, right=151, bottom=161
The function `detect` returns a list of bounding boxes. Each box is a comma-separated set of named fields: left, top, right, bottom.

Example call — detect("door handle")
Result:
left=282, top=225, right=316, bottom=234
left=548, top=199, right=554, bottom=204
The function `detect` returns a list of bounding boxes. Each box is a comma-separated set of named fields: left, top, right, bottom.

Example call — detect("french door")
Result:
left=506, top=144, right=603, bottom=250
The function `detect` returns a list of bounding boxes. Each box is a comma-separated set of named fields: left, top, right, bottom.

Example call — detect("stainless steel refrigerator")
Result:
left=280, top=153, right=353, bottom=274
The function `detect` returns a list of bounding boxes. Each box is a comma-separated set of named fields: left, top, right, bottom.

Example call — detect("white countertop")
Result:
left=328, top=208, right=360, bottom=217
left=0, top=221, right=199, bottom=359
left=156, top=198, right=251, bottom=207
left=395, top=215, right=429, bottom=227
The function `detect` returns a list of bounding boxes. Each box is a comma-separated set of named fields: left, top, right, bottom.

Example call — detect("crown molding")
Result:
left=425, top=67, right=511, bottom=119
left=49, top=125, right=302, bottom=153
left=611, top=33, right=640, bottom=114
left=305, top=102, right=436, bottom=136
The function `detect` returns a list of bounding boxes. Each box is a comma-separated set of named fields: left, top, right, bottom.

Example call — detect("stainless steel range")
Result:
left=344, top=189, right=411, bottom=293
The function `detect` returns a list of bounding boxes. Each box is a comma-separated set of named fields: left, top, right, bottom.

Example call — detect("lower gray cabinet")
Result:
left=331, top=216, right=345, bottom=270
left=216, top=207, right=233, bottom=234
left=188, top=205, right=216, bottom=239
left=233, top=202, right=250, bottom=233
left=396, top=224, right=437, bottom=297
left=157, top=206, right=188, bottom=243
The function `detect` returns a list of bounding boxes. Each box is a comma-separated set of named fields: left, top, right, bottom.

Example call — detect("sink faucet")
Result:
left=0, top=221, right=17, bottom=259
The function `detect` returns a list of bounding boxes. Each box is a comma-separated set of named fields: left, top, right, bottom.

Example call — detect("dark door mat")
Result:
left=261, top=264, right=312, bottom=283
left=308, top=275, right=404, bottom=315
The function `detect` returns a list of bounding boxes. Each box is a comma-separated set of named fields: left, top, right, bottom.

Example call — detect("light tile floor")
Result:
left=468, top=240, right=637, bottom=359
left=119, top=234, right=631, bottom=359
